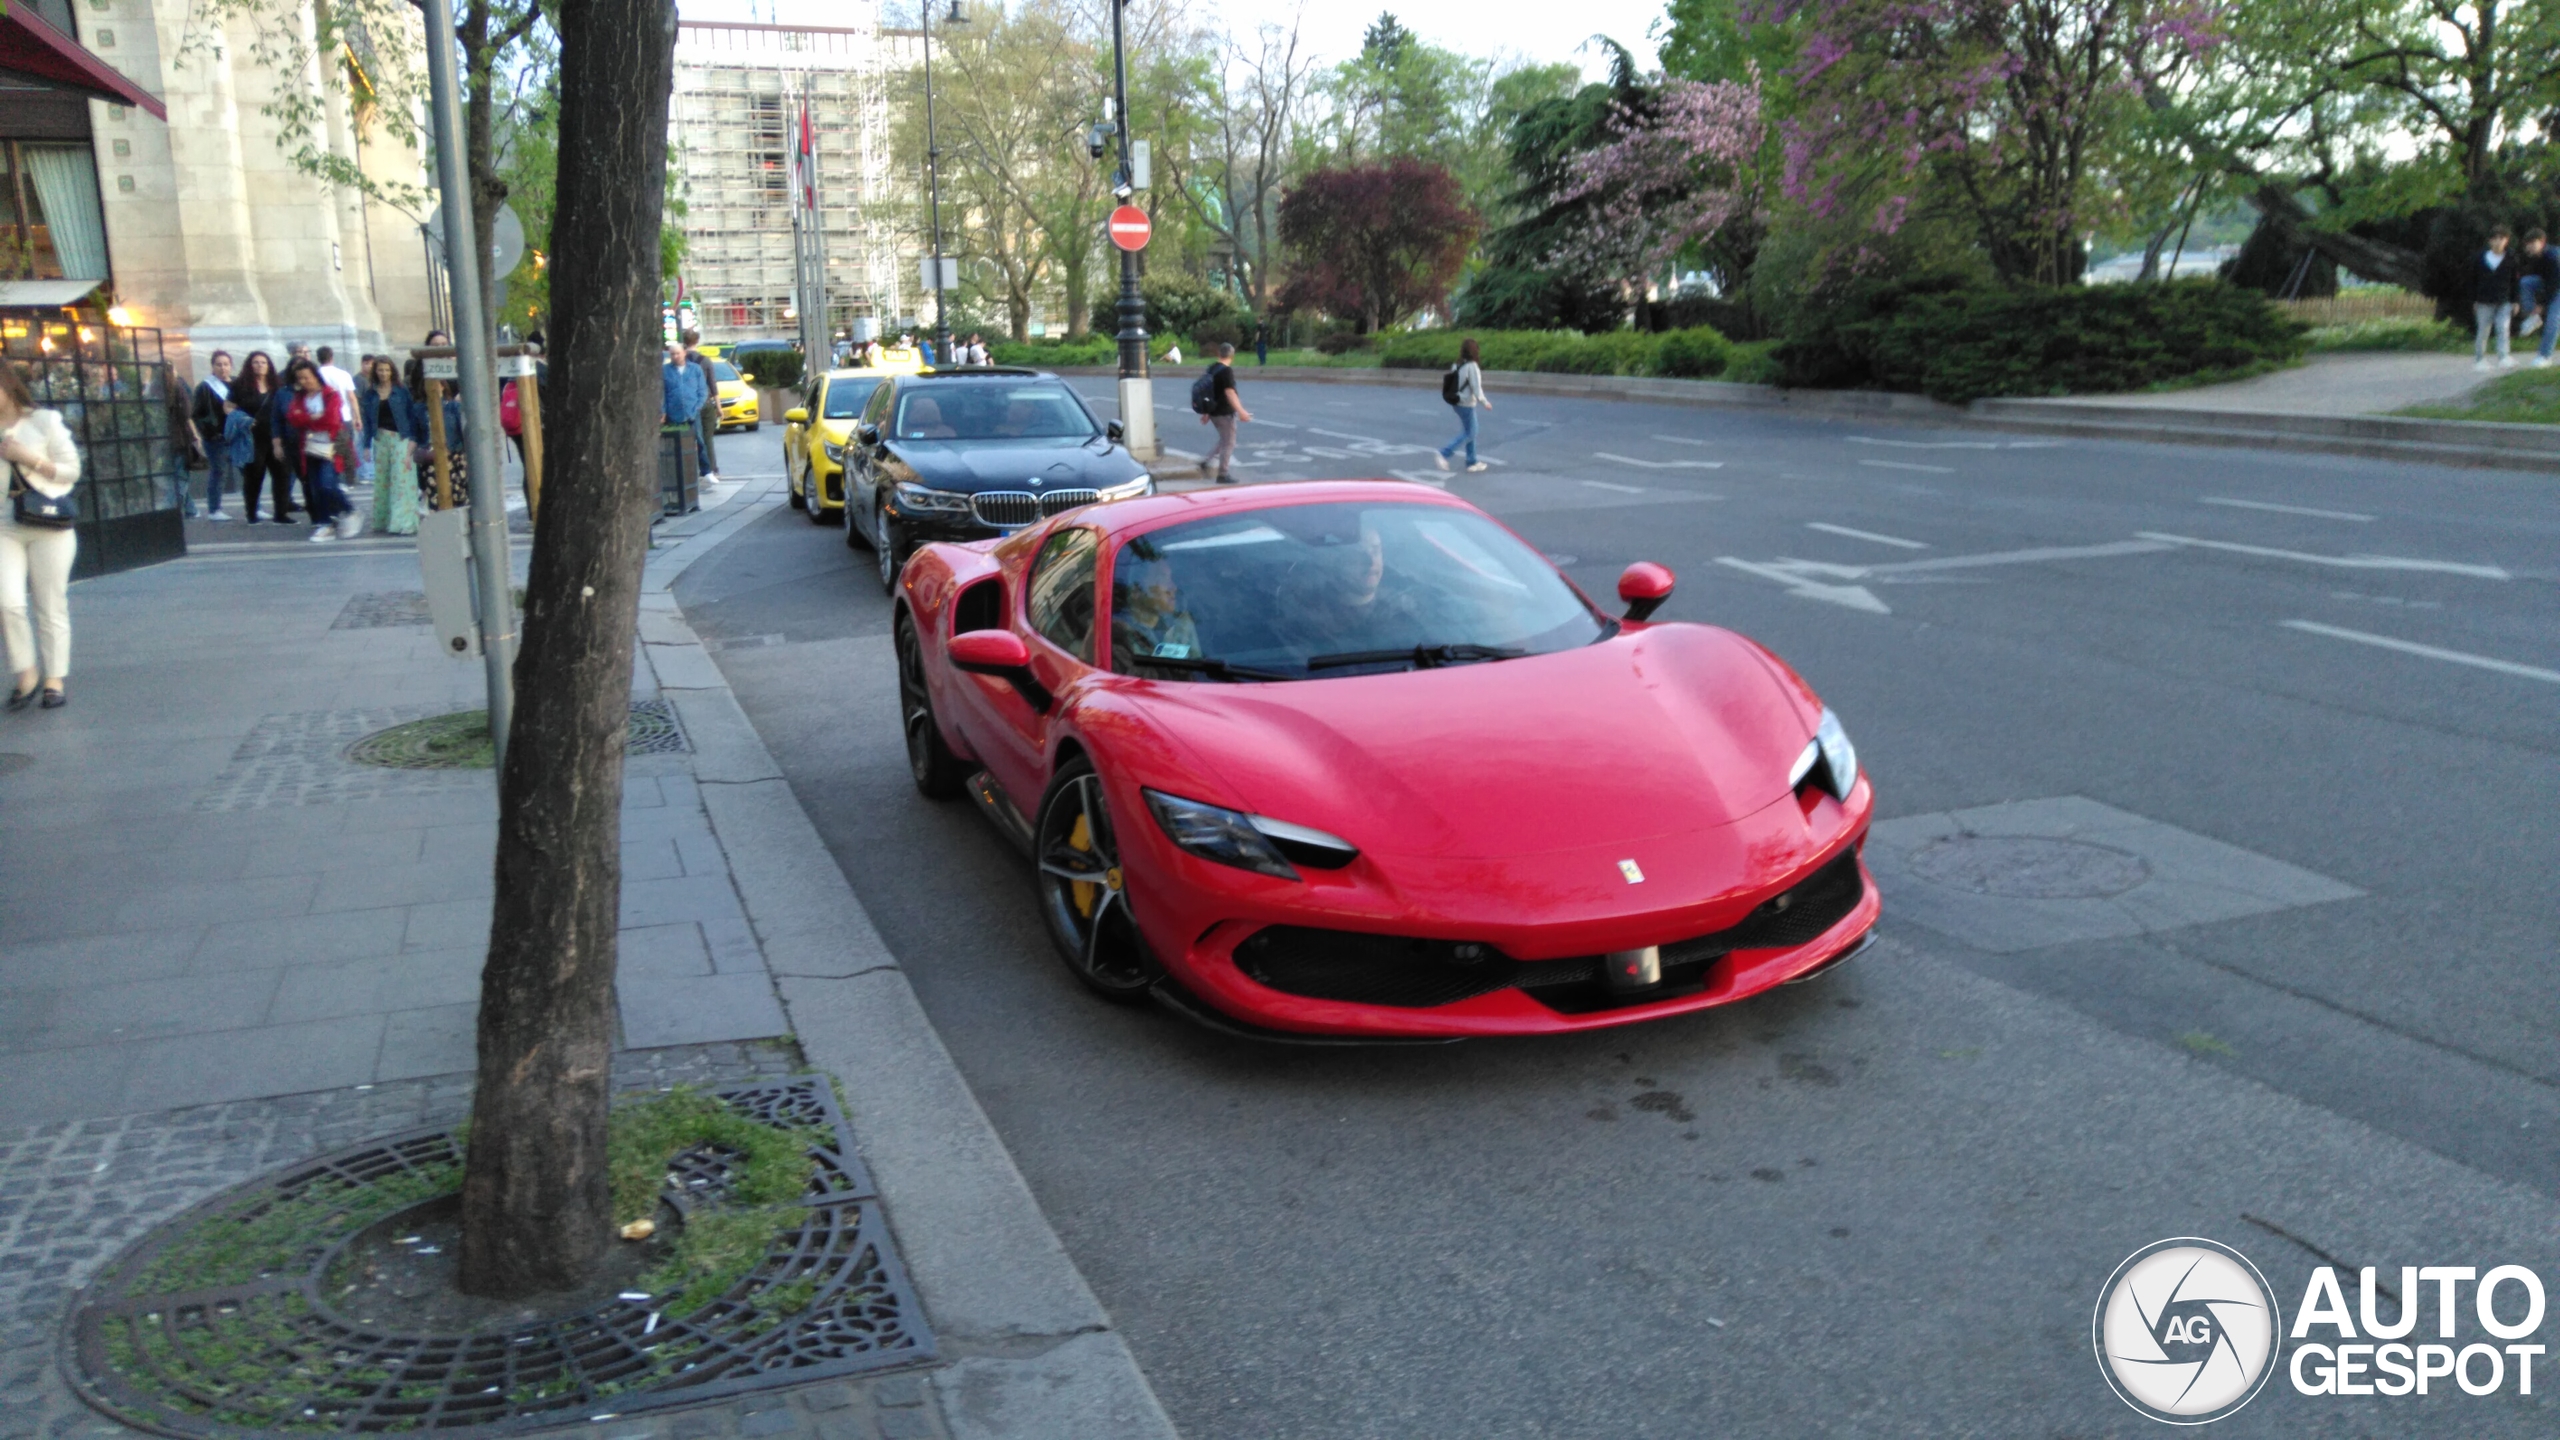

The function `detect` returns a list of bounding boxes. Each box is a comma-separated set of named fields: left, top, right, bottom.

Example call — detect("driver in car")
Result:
left=1273, top=523, right=1420, bottom=656
left=901, top=396, right=956, bottom=439
left=1111, top=552, right=1202, bottom=664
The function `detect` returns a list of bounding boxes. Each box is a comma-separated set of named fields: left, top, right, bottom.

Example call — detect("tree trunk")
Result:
left=2242, top=183, right=2428, bottom=292
left=456, top=0, right=675, bottom=1300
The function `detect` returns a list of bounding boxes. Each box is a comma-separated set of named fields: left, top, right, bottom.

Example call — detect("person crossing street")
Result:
left=1434, top=337, right=1492, bottom=473
left=1193, top=343, right=1250, bottom=484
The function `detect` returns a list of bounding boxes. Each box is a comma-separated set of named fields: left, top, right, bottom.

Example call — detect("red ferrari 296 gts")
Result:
left=892, top=480, right=1877, bottom=1040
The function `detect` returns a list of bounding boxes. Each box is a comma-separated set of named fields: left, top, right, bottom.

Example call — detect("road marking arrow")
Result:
left=1716, top=557, right=1892, bottom=613
left=2138, top=532, right=2509, bottom=580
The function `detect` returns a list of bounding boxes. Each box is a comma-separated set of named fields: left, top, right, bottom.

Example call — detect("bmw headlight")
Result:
left=893, top=481, right=972, bottom=515
left=1097, top=475, right=1153, bottom=503
left=822, top=440, right=846, bottom=463
left=1143, top=790, right=1358, bottom=880
left=1790, top=707, right=1859, bottom=801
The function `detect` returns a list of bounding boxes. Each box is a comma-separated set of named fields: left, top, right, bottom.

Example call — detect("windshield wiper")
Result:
left=1304, top=643, right=1527, bottom=672
left=1129, top=654, right=1296, bottom=682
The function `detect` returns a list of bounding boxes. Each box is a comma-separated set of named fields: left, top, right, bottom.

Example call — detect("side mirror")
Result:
left=948, top=628, right=1032, bottom=676
left=1106, top=419, right=1125, bottom=443
left=1618, top=562, right=1675, bottom=622
left=740, top=372, right=755, bottom=384
left=856, top=422, right=882, bottom=446
left=784, top=407, right=808, bottom=425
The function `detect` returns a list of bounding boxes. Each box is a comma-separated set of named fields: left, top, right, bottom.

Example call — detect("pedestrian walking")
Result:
left=682, top=333, right=722, bottom=485
left=1254, top=322, right=1268, bottom=366
left=234, top=350, right=291, bottom=523
left=316, top=345, right=361, bottom=416
left=280, top=358, right=360, bottom=542
left=1434, top=337, right=1492, bottom=473
left=1191, top=342, right=1250, bottom=483
left=2474, top=227, right=2519, bottom=370
left=0, top=360, right=81, bottom=710
left=2517, top=228, right=2558, bottom=368
left=362, top=357, right=426, bottom=536
left=189, top=351, right=238, bottom=522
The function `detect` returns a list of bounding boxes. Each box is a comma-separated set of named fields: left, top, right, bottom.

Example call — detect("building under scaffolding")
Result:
left=672, top=17, right=918, bottom=345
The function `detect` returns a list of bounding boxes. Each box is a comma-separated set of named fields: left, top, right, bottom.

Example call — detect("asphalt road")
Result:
left=676, top=381, right=2560, bottom=1437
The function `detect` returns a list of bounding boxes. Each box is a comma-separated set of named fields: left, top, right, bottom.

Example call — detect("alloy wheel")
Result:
left=894, top=612, right=966, bottom=798
left=1034, top=764, right=1156, bottom=1001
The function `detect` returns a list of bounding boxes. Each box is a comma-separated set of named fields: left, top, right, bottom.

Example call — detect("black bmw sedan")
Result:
left=842, top=369, right=1155, bottom=592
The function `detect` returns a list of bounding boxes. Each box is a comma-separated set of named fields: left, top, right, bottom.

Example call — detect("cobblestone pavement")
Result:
left=0, top=1043, right=949, bottom=1440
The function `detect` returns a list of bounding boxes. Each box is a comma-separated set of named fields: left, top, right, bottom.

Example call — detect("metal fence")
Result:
left=1, top=314, right=184, bottom=579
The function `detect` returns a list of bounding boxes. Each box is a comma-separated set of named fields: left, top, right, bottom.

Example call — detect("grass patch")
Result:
left=2179, top=1031, right=2237, bottom=1057
left=1248, top=348, right=1383, bottom=369
left=611, top=1086, right=821, bottom=1319
left=2396, top=364, right=2560, bottom=424
left=2305, top=317, right=2468, bottom=353
left=133, top=1162, right=462, bottom=1294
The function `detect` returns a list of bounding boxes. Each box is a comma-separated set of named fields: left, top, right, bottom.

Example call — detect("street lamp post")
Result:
left=922, top=0, right=965, bottom=366
left=1108, top=0, right=1153, bottom=457
left=419, top=0, right=515, bottom=767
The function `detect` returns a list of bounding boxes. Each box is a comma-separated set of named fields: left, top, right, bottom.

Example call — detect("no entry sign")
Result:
left=1108, top=205, right=1151, bottom=252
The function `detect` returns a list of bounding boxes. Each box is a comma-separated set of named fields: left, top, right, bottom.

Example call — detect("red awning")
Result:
left=0, top=6, right=167, bottom=120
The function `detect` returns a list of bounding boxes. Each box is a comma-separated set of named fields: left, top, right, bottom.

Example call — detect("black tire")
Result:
left=844, top=486, right=867, bottom=549
left=804, top=465, right=832, bottom=524
left=1033, top=756, right=1159, bottom=1002
left=875, top=507, right=905, bottom=593
left=895, top=610, right=968, bottom=799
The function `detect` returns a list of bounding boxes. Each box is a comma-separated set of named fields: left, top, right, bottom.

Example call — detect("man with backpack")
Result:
left=1190, top=343, right=1251, bottom=483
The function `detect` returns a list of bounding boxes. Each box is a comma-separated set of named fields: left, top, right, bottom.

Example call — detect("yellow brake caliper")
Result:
left=1069, top=813, right=1098, bottom=917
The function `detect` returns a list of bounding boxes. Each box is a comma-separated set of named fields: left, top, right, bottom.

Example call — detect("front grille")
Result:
left=1233, top=847, right=1866, bottom=1011
left=969, top=489, right=1102, bottom=527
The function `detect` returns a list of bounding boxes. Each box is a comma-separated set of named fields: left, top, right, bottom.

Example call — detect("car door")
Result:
left=854, top=379, right=899, bottom=542
left=787, top=379, right=817, bottom=489
left=956, top=526, right=1099, bottom=808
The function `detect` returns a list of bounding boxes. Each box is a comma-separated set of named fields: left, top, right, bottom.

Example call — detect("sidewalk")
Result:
left=0, top=475, right=1175, bottom=1439
left=2041, top=350, right=2500, bottom=416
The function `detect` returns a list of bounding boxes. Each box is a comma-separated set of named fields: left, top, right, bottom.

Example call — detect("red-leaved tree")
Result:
left=1277, top=159, right=1481, bottom=332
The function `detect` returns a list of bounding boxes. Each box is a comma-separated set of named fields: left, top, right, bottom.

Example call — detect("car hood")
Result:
left=890, top=438, right=1147, bottom=492
left=1121, top=624, right=1822, bottom=860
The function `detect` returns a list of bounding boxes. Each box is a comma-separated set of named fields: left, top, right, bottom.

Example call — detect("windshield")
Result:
left=892, top=384, right=1095, bottom=441
left=1108, top=502, right=1606, bottom=680
left=823, top=377, right=881, bottom=419
left=711, top=361, right=740, bottom=383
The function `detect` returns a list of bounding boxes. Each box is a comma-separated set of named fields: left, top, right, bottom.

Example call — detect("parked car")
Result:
left=782, top=370, right=891, bottom=522
left=842, top=369, right=1152, bottom=592
left=709, top=357, right=760, bottom=432
left=891, top=480, right=1877, bottom=1039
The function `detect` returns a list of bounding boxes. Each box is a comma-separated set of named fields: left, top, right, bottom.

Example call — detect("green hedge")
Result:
left=1377, top=326, right=1732, bottom=379
left=1774, top=278, right=2308, bottom=403
left=989, top=333, right=1199, bottom=369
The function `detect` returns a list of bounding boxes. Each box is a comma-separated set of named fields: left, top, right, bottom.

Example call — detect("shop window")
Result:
left=0, top=141, right=110, bottom=281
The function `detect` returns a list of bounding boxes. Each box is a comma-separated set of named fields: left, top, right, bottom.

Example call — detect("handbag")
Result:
left=10, top=476, right=77, bottom=528
left=303, top=434, right=337, bottom=462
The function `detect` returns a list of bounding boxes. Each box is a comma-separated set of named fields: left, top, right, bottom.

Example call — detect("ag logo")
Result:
left=2094, top=1237, right=2280, bottom=1424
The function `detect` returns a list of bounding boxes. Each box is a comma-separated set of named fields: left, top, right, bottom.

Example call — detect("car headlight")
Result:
left=1790, top=707, right=1859, bottom=801
left=1143, top=790, right=1358, bottom=880
left=893, top=481, right=972, bottom=515
left=1097, top=475, right=1153, bottom=502
left=822, top=440, right=846, bottom=463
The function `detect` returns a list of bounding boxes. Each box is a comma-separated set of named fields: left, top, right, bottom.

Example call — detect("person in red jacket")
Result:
left=279, top=358, right=362, bottom=542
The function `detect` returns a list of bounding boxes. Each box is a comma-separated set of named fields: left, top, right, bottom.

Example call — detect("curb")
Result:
left=1049, top=364, right=2560, bottom=476
left=637, top=477, right=1181, bottom=1440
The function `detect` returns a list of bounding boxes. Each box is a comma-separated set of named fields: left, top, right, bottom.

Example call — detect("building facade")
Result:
left=1, top=0, right=434, bottom=380
left=672, top=17, right=917, bottom=345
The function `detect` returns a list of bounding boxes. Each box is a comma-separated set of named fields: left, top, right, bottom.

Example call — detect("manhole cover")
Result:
left=0, top=752, right=32, bottom=776
left=348, top=701, right=688, bottom=769
left=1905, top=834, right=2151, bottom=898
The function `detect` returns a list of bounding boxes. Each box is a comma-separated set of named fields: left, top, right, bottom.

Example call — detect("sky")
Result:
left=675, top=0, right=1666, bottom=82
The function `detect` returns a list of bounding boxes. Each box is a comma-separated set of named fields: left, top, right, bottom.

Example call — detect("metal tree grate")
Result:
left=345, top=701, right=690, bottom=769
left=62, top=1077, right=932, bottom=1436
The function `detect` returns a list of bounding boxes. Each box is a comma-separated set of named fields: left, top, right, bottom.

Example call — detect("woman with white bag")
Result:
left=0, top=360, right=82, bottom=710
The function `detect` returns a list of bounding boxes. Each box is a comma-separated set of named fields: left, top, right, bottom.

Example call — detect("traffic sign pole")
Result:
left=1108, top=0, right=1155, bottom=460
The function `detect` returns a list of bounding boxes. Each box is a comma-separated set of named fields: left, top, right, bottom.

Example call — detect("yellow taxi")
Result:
left=850, top=343, right=927, bottom=376
left=707, top=356, right=760, bottom=431
left=783, top=369, right=891, bottom=520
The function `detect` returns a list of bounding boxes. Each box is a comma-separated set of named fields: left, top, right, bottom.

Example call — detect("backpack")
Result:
left=1440, top=364, right=1464, bottom=405
left=1189, top=365, right=1223, bottom=415
left=499, top=380, right=522, bottom=435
